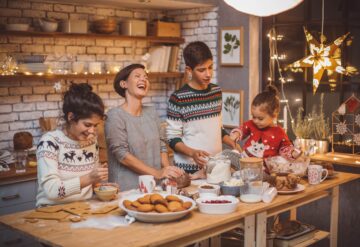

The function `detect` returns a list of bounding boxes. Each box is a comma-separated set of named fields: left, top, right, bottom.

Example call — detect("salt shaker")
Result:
left=262, top=187, right=277, bottom=203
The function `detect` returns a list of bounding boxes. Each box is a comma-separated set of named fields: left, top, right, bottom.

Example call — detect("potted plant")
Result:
left=292, top=107, right=313, bottom=152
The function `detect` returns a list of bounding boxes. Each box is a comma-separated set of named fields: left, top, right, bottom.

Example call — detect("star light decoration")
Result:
left=286, top=27, right=358, bottom=94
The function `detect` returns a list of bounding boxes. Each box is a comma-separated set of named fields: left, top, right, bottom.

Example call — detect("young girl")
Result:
left=230, top=85, right=301, bottom=161
left=36, top=83, right=108, bottom=207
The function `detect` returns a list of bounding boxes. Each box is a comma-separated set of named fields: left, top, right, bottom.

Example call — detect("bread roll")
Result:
left=13, top=132, right=33, bottom=150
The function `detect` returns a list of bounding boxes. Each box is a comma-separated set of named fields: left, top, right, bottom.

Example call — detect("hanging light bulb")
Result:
left=223, top=0, right=303, bottom=17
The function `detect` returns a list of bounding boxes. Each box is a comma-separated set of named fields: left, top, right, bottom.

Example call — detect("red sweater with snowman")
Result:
left=233, top=120, right=295, bottom=160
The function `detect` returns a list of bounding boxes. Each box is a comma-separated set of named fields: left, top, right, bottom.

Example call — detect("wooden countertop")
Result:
left=311, top=152, right=360, bottom=168
left=0, top=165, right=37, bottom=186
left=0, top=172, right=358, bottom=247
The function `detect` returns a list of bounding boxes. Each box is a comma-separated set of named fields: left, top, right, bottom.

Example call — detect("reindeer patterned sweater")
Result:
left=36, top=129, right=98, bottom=207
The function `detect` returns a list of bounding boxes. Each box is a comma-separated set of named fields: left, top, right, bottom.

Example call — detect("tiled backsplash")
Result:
left=0, top=0, right=218, bottom=150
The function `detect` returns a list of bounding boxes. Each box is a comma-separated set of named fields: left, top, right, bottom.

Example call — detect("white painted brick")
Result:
left=115, top=10, right=133, bottom=18
left=76, top=6, right=96, bottom=14
left=9, top=121, right=34, bottom=131
left=0, top=105, right=11, bottom=113
left=0, top=8, right=21, bottom=17
left=96, top=54, right=114, bottom=61
left=183, top=8, right=199, bottom=14
left=103, top=99, right=120, bottom=108
left=13, top=103, right=36, bottom=112
left=151, top=96, right=168, bottom=102
left=125, top=47, right=132, bottom=54
left=36, top=102, right=58, bottom=110
left=207, top=41, right=217, bottom=49
left=28, top=128, right=42, bottom=138
left=67, top=46, right=86, bottom=54
left=69, top=13, right=88, bottom=20
left=23, top=95, right=45, bottom=103
left=182, top=29, right=194, bottom=36
left=19, top=111, right=43, bottom=121
left=188, top=14, right=201, bottom=21
left=23, top=9, right=46, bottom=18
left=200, top=34, right=217, bottom=41
left=114, top=40, right=132, bottom=47
left=109, top=92, right=120, bottom=99
left=32, top=120, right=40, bottom=128
left=0, top=141, right=11, bottom=150
left=0, top=113, right=18, bottom=123
left=98, top=92, right=109, bottom=99
left=0, top=44, right=20, bottom=52
left=0, top=96, right=21, bottom=104
left=45, top=45, right=66, bottom=53
left=55, top=38, right=77, bottom=46
left=46, top=94, right=62, bottom=101
left=8, top=37, right=32, bottom=44
left=76, top=55, right=96, bottom=61
left=21, top=44, right=44, bottom=53
left=54, top=4, right=74, bottom=12
left=8, top=17, right=32, bottom=24
left=135, top=41, right=147, bottom=48
left=33, top=86, right=55, bottom=94
left=182, top=22, right=199, bottom=29
left=0, top=123, right=9, bottom=132
left=203, top=12, right=218, bottom=20
left=134, top=12, right=149, bottom=19
left=95, top=39, right=114, bottom=47
left=209, top=20, right=218, bottom=26
left=0, top=130, right=17, bottom=141
left=9, top=87, right=32, bottom=95
left=32, top=2, right=53, bottom=11
left=87, top=46, right=105, bottom=54
left=0, top=88, right=9, bottom=96
left=97, top=8, right=115, bottom=16
left=115, top=54, right=133, bottom=61
left=33, top=37, right=54, bottom=45
left=135, top=48, right=144, bottom=55
left=106, top=47, right=124, bottom=55
left=199, top=20, right=209, bottom=27
left=98, top=84, right=113, bottom=92
left=44, top=110, right=62, bottom=117
left=47, top=12, right=69, bottom=20
left=198, top=27, right=212, bottom=34
left=76, top=39, right=95, bottom=46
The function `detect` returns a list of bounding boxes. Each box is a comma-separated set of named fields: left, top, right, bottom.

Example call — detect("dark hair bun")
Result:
left=266, top=84, right=279, bottom=96
left=68, top=83, right=93, bottom=95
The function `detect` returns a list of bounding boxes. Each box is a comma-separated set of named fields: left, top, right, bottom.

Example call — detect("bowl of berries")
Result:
left=196, top=195, right=239, bottom=214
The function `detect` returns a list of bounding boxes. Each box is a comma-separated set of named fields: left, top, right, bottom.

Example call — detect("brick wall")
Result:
left=0, top=0, right=219, bottom=150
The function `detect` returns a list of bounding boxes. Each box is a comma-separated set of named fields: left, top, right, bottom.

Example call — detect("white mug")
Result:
left=138, top=175, right=156, bottom=193
left=72, top=62, right=85, bottom=74
left=88, top=62, right=102, bottom=74
left=308, top=164, right=328, bottom=185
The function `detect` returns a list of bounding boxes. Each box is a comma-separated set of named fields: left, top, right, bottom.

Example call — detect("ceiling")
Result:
left=44, top=0, right=216, bottom=10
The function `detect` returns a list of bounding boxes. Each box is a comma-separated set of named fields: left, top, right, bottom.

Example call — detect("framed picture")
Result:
left=219, top=27, right=244, bottom=66
left=222, top=90, right=244, bottom=128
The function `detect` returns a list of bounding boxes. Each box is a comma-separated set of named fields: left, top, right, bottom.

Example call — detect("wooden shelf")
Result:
left=0, top=72, right=184, bottom=82
left=0, top=30, right=184, bottom=44
left=293, top=230, right=330, bottom=247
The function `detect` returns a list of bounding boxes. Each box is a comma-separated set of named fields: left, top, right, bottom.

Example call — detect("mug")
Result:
left=88, top=62, right=102, bottom=74
left=138, top=175, right=156, bottom=193
left=72, top=62, right=85, bottom=74
left=308, top=164, right=328, bottom=185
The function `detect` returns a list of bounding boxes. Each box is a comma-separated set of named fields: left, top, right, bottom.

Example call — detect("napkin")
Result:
left=71, top=215, right=135, bottom=230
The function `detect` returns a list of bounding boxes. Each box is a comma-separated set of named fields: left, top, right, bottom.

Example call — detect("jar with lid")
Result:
left=206, top=155, right=231, bottom=184
left=239, top=157, right=263, bottom=203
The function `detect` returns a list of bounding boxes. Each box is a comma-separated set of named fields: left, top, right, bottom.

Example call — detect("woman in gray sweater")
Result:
left=105, top=64, right=184, bottom=191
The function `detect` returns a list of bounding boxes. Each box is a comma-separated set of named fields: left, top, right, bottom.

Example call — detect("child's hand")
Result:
left=292, top=149, right=302, bottom=159
left=230, top=130, right=240, bottom=142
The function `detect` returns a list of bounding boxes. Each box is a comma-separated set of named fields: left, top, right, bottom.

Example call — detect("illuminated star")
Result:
left=53, top=81, right=62, bottom=92
left=286, top=27, right=357, bottom=94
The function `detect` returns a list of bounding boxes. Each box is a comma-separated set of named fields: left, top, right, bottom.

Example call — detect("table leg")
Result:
left=290, top=208, right=297, bottom=220
left=210, top=235, right=221, bottom=247
left=244, top=215, right=256, bottom=247
left=256, top=212, right=267, bottom=247
left=330, top=186, right=339, bottom=247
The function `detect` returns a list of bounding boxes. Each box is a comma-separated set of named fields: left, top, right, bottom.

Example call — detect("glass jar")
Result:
left=239, top=157, right=263, bottom=203
left=206, top=155, right=231, bottom=184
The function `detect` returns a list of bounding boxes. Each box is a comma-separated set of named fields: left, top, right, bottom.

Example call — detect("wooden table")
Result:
left=311, top=152, right=360, bottom=168
left=0, top=172, right=358, bottom=247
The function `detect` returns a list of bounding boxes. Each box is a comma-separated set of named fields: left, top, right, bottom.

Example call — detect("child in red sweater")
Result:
left=230, top=85, right=301, bottom=161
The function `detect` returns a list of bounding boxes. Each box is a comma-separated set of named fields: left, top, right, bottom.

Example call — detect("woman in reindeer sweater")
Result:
left=36, top=83, right=108, bottom=207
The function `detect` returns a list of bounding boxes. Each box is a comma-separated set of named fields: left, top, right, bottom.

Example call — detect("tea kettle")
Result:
left=39, top=18, right=58, bottom=32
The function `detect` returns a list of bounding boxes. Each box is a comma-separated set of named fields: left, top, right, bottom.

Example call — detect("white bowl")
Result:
left=196, top=195, right=239, bottom=214
left=198, top=183, right=220, bottom=195
left=119, top=193, right=196, bottom=223
left=6, top=24, right=30, bottom=31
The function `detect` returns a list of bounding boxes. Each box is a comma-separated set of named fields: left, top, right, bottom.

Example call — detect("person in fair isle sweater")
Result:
left=167, top=41, right=237, bottom=179
left=230, top=85, right=302, bottom=169
left=36, top=83, right=108, bottom=207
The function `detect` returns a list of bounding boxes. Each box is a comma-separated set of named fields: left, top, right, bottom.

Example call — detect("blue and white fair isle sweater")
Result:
left=166, top=83, right=227, bottom=174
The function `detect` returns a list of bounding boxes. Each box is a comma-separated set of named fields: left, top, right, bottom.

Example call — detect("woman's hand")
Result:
left=89, top=165, right=108, bottom=183
left=189, top=169, right=206, bottom=180
left=157, top=166, right=184, bottom=179
left=190, top=149, right=209, bottom=167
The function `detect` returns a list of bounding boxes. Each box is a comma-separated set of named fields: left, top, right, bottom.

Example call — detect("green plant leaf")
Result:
left=224, top=33, right=232, bottom=42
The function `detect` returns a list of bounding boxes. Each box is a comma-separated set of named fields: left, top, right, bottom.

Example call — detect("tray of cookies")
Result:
left=119, top=193, right=196, bottom=223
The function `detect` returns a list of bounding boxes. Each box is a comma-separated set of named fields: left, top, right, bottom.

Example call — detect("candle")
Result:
left=283, top=106, right=287, bottom=131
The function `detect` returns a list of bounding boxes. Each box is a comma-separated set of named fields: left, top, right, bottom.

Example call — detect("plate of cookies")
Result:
left=119, top=193, right=196, bottom=223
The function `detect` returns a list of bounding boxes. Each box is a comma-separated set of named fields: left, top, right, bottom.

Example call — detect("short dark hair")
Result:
left=183, top=41, right=213, bottom=69
left=63, top=83, right=105, bottom=123
left=252, top=85, right=280, bottom=117
left=114, top=64, right=145, bottom=97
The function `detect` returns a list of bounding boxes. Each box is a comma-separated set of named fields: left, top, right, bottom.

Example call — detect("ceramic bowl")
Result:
left=219, top=182, right=241, bottom=197
left=196, top=195, right=239, bottom=214
left=94, top=185, right=118, bottom=201
left=198, top=183, right=220, bottom=195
